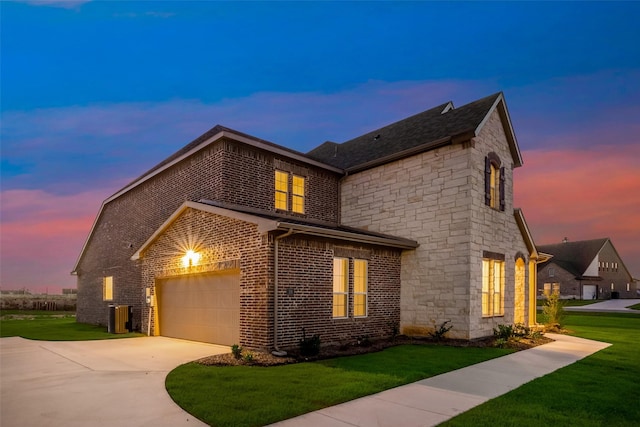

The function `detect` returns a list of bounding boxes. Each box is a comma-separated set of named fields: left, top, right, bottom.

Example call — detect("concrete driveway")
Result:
left=0, top=336, right=229, bottom=427
left=563, top=298, right=640, bottom=313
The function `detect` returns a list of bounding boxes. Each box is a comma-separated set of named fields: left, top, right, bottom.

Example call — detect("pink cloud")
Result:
left=0, top=188, right=110, bottom=293
left=515, top=143, right=640, bottom=277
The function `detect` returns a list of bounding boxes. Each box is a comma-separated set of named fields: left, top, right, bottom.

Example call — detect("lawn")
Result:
left=167, top=312, right=640, bottom=427
left=442, top=312, right=640, bottom=427
left=166, top=345, right=514, bottom=426
left=0, top=310, right=143, bottom=340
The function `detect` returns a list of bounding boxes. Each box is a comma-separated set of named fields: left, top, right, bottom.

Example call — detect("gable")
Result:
left=307, top=92, right=522, bottom=172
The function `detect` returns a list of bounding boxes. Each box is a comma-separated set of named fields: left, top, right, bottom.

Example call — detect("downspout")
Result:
left=272, top=228, right=296, bottom=356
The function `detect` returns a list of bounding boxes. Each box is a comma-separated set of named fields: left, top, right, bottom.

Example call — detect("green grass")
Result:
left=441, top=312, right=640, bottom=427
left=628, top=303, right=640, bottom=310
left=0, top=310, right=143, bottom=340
left=537, top=299, right=598, bottom=307
left=166, top=345, right=513, bottom=426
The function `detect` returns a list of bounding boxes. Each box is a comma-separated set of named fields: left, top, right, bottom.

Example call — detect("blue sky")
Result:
left=1, top=0, right=639, bottom=292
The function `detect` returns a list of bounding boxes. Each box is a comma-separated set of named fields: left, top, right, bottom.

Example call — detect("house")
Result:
left=73, top=92, right=539, bottom=350
left=537, top=238, right=637, bottom=300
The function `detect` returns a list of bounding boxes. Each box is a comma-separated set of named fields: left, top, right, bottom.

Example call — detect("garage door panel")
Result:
left=157, top=272, right=240, bottom=345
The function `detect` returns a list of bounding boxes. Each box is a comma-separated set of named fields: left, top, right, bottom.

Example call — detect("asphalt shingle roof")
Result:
left=537, top=238, right=609, bottom=277
left=306, top=93, right=502, bottom=170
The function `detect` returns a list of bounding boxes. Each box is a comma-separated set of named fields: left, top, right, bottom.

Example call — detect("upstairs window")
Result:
left=103, top=276, right=113, bottom=301
left=292, top=175, right=305, bottom=214
left=275, top=170, right=289, bottom=211
left=485, top=153, right=505, bottom=211
left=275, top=170, right=306, bottom=214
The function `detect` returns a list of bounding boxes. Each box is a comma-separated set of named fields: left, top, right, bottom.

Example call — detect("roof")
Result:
left=537, top=238, right=609, bottom=277
left=132, top=200, right=419, bottom=260
left=306, top=92, right=522, bottom=171
left=513, top=208, right=538, bottom=259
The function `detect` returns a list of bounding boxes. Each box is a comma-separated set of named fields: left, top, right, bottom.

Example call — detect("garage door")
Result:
left=583, top=285, right=597, bottom=300
left=156, top=271, right=240, bottom=345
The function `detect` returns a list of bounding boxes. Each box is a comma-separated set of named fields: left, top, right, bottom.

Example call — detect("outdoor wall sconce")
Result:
left=182, top=249, right=201, bottom=267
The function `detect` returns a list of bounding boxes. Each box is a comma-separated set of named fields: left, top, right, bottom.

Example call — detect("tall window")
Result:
left=103, top=276, right=113, bottom=301
left=333, top=258, right=348, bottom=318
left=482, top=258, right=504, bottom=317
left=292, top=175, right=305, bottom=214
left=353, top=259, right=368, bottom=317
left=275, top=170, right=306, bottom=214
left=485, top=153, right=505, bottom=211
left=275, top=170, right=289, bottom=211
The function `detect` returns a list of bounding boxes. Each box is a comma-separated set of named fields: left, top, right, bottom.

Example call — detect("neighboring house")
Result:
left=537, top=238, right=637, bottom=300
left=73, top=92, right=539, bottom=350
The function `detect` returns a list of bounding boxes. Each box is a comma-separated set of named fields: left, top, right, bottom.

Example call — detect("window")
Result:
left=611, top=283, right=615, bottom=290
left=275, top=170, right=289, bottom=211
left=482, top=257, right=504, bottom=317
left=552, top=283, right=560, bottom=295
left=627, top=283, right=630, bottom=292
left=353, top=259, right=368, bottom=317
left=275, top=170, right=306, bottom=214
left=484, top=153, right=505, bottom=211
left=548, top=267, right=555, bottom=277
left=103, top=276, right=113, bottom=301
left=543, top=283, right=551, bottom=296
left=292, top=175, right=305, bottom=214
left=333, top=258, right=348, bottom=318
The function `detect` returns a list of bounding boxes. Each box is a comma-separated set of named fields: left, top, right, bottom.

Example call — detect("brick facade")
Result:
left=537, top=240, right=637, bottom=300
left=76, top=137, right=342, bottom=330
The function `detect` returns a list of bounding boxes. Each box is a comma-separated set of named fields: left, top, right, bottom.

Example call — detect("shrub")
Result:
left=231, top=344, right=243, bottom=360
left=243, top=351, right=254, bottom=363
left=429, top=320, right=453, bottom=341
left=299, top=328, right=321, bottom=356
left=543, top=293, right=566, bottom=327
left=493, top=324, right=514, bottom=340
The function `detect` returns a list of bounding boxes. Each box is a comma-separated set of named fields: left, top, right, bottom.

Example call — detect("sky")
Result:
left=1, top=0, right=639, bottom=294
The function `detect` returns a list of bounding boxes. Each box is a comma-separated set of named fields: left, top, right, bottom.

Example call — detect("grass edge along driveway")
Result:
left=166, top=344, right=514, bottom=426
left=167, top=312, right=640, bottom=427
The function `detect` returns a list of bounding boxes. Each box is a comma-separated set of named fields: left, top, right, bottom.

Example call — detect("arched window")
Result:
left=485, top=152, right=505, bottom=211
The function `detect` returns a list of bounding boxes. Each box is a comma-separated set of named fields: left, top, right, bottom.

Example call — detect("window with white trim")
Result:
left=353, top=259, right=368, bottom=317
left=482, top=256, right=504, bottom=317
left=333, top=258, right=348, bottom=318
left=103, top=276, right=113, bottom=301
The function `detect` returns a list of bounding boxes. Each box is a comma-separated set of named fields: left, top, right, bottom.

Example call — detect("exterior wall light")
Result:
left=182, top=249, right=201, bottom=267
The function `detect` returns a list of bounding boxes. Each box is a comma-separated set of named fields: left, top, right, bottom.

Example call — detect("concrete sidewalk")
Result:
left=563, top=298, right=640, bottom=313
left=269, top=334, right=611, bottom=427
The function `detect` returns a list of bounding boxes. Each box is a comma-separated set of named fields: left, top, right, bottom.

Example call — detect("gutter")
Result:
left=272, top=228, right=296, bottom=356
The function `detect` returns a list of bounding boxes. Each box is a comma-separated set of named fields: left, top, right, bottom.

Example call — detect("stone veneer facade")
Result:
left=340, top=110, right=532, bottom=339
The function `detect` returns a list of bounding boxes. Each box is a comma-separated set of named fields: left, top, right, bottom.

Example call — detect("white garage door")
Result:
left=156, top=271, right=240, bottom=345
left=583, top=285, right=597, bottom=300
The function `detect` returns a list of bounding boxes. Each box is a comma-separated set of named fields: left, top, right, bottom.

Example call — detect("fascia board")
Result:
left=276, top=222, right=419, bottom=250
left=131, top=201, right=278, bottom=260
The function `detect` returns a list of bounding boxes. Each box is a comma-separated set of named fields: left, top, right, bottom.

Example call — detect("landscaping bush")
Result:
left=429, top=320, right=453, bottom=341
left=543, top=293, right=566, bottom=328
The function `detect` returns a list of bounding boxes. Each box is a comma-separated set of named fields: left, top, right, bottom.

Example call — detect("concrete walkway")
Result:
left=0, top=336, right=229, bottom=427
left=269, top=333, right=611, bottom=427
left=563, top=298, right=640, bottom=313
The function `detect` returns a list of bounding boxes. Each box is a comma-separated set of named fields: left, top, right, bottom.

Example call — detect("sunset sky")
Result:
left=2, top=1, right=639, bottom=293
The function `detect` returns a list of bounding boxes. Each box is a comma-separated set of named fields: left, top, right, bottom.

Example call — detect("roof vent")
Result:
left=373, top=134, right=381, bottom=141
left=562, top=237, right=568, bottom=243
